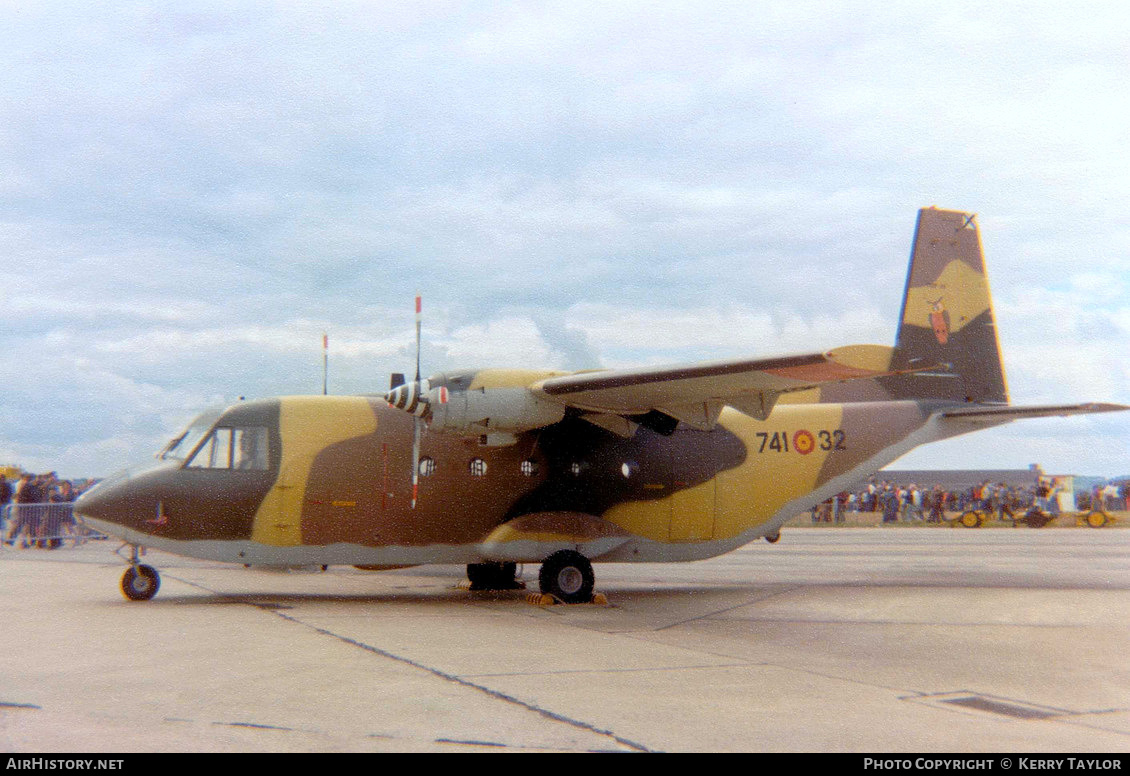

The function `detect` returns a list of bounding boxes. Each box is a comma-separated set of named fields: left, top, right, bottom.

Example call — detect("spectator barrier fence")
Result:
left=1, top=503, right=107, bottom=549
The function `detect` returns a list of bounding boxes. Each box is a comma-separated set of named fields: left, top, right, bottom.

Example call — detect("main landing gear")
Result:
left=119, top=545, right=160, bottom=601
left=467, top=552, right=601, bottom=604
left=538, top=550, right=595, bottom=604
left=465, top=561, right=523, bottom=591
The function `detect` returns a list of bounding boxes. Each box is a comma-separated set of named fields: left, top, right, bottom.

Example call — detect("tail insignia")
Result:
left=929, top=299, right=950, bottom=345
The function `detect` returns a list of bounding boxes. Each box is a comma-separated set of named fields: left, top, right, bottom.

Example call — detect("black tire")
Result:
left=764, top=532, right=781, bottom=543
left=121, top=564, right=160, bottom=601
left=466, top=561, right=519, bottom=590
left=538, top=550, right=594, bottom=604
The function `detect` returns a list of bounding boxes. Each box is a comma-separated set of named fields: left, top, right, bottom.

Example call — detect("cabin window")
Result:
left=520, top=459, right=538, bottom=477
left=187, top=426, right=269, bottom=470
left=468, top=458, right=487, bottom=477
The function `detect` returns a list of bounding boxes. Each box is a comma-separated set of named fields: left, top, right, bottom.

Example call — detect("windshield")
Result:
left=186, top=426, right=270, bottom=471
left=158, top=408, right=225, bottom=461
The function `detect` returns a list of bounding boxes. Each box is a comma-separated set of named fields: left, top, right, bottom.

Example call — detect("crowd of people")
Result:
left=0, top=472, right=98, bottom=549
left=812, top=477, right=1130, bottom=524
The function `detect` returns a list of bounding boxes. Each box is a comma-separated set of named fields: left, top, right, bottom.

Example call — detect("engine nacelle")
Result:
left=428, top=384, right=565, bottom=435
left=410, top=370, right=565, bottom=436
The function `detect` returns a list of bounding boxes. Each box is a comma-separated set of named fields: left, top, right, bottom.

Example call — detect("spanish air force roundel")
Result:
left=793, top=430, right=815, bottom=455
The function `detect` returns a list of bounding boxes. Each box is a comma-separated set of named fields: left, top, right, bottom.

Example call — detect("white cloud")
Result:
left=437, top=316, right=564, bottom=370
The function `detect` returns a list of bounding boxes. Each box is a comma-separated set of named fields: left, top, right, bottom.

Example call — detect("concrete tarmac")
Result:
left=2, top=527, right=1128, bottom=753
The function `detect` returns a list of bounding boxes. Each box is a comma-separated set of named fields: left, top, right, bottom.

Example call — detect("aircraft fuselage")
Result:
left=77, top=392, right=956, bottom=569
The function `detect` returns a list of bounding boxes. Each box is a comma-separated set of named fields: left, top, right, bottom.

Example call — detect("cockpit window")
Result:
left=186, top=426, right=269, bottom=471
left=187, top=428, right=231, bottom=469
left=160, top=410, right=223, bottom=462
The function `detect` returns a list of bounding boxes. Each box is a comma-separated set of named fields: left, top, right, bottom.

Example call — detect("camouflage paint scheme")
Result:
left=76, top=208, right=1124, bottom=571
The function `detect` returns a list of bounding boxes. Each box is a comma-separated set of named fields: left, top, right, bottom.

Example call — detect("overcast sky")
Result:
left=1, top=1, right=1127, bottom=479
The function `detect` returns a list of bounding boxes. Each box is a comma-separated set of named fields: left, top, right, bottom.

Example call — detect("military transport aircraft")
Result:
left=75, top=208, right=1126, bottom=602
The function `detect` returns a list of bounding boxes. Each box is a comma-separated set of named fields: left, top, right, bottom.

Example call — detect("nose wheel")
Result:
left=118, top=544, right=161, bottom=601
left=121, top=564, right=160, bottom=601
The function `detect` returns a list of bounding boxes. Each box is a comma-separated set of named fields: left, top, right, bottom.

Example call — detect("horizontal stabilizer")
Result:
left=941, top=403, right=1129, bottom=423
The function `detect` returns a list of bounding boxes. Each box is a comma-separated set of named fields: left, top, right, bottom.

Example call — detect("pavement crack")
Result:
left=266, top=607, right=655, bottom=753
left=466, top=662, right=750, bottom=679
left=651, top=584, right=807, bottom=631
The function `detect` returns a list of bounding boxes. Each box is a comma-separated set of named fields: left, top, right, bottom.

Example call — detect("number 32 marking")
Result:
left=817, top=430, right=847, bottom=451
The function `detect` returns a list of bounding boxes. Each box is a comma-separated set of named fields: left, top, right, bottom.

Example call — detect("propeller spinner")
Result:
left=385, top=377, right=434, bottom=418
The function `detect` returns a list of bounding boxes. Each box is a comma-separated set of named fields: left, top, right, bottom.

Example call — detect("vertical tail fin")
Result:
left=885, top=208, right=1009, bottom=404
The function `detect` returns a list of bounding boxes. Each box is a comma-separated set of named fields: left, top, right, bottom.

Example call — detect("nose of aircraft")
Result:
left=73, top=463, right=162, bottom=533
left=73, top=475, right=127, bottom=526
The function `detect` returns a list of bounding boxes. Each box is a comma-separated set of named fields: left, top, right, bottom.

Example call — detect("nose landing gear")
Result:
left=119, top=545, right=160, bottom=601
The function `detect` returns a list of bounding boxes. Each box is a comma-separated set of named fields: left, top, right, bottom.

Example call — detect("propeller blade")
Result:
left=411, top=415, right=421, bottom=509
left=414, top=294, right=422, bottom=383
left=412, top=295, right=423, bottom=508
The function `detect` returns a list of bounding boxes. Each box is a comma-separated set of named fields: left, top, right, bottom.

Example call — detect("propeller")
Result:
left=383, top=295, right=440, bottom=508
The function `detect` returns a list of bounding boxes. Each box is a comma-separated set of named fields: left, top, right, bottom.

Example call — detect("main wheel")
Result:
left=959, top=511, right=982, bottom=528
left=1085, top=511, right=1108, bottom=528
left=764, top=532, right=781, bottom=543
left=466, top=561, right=520, bottom=590
left=538, top=550, right=594, bottom=604
left=121, top=564, right=160, bottom=601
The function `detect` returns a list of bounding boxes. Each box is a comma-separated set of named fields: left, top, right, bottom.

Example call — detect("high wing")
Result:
left=532, top=343, right=919, bottom=432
